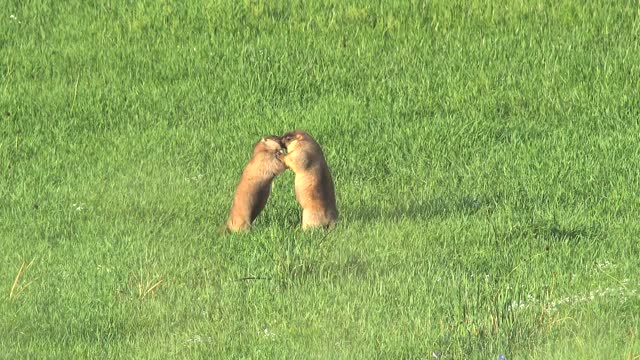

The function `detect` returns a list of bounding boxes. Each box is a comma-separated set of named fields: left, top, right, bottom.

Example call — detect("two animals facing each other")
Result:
left=225, top=130, right=338, bottom=232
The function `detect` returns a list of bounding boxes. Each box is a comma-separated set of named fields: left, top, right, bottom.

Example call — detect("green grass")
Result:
left=1, top=0, right=639, bottom=358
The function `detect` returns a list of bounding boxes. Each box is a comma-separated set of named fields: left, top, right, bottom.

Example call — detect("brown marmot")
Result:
left=225, top=136, right=286, bottom=232
left=278, top=130, right=338, bottom=229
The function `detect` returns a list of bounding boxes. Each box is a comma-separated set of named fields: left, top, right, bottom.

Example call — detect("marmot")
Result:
left=278, top=130, right=338, bottom=229
left=225, top=136, right=286, bottom=232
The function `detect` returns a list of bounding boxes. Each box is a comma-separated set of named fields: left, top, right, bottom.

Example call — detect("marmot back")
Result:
left=279, top=130, right=338, bottom=229
left=225, top=137, right=286, bottom=232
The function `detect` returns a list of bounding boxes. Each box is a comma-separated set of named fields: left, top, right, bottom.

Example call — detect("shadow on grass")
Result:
left=275, top=254, right=371, bottom=288
left=531, top=219, right=600, bottom=243
left=492, top=217, right=601, bottom=248
left=346, top=195, right=495, bottom=223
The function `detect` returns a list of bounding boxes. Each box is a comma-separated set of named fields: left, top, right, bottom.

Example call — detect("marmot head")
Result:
left=253, top=136, right=283, bottom=155
left=280, top=130, right=313, bottom=149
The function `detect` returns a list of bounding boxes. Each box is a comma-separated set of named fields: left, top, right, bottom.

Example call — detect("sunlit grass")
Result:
left=1, top=1, right=639, bottom=358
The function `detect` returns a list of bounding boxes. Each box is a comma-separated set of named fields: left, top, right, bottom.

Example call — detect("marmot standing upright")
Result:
left=225, top=136, right=286, bottom=232
left=278, top=130, right=338, bottom=229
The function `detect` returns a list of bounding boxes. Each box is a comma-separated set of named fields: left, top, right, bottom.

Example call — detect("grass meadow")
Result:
left=1, top=0, right=639, bottom=358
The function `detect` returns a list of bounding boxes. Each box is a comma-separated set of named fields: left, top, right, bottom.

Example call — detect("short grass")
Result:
left=1, top=0, right=639, bottom=358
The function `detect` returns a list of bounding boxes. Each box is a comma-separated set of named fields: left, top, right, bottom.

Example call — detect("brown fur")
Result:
left=278, top=130, right=338, bottom=229
left=225, top=136, right=286, bottom=232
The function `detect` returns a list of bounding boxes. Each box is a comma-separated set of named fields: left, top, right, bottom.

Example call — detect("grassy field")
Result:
left=1, top=0, right=639, bottom=358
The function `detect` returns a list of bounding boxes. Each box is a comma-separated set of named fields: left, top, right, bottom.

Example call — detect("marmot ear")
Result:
left=261, top=137, right=266, bottom=142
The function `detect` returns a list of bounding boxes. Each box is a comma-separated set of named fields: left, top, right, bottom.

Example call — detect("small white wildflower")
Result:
left=597, top=260, right=613, bottom=270
left=189, top=335, right=212, bottom=345
left=185, top=174, right=205, bottom=182
left=186, top=335, right=203, bottom=345
left=97, top=265, right=112, bottom=273
left=261, top=328, right=276, bottom=340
